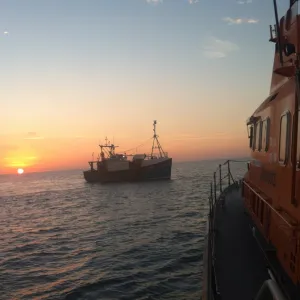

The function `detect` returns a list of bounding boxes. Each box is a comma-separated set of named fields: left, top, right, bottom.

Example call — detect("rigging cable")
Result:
left=122, top=137, right=153, bottom=153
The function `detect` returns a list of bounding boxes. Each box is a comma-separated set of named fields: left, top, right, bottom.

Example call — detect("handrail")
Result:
left=243, top=181, right=296, bottom=229
left=203, top=159, right=292, bottom=300
left=203, top=159, right=247, bottom=300
left=254, top=279, right=287, bottom=300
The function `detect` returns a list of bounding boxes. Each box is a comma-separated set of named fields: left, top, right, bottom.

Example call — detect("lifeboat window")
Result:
left=262, top=118, right=270, bottom=152
left=252, top=124, right=256, bottom=150
left=255, top=121, right=262, bottom=151
left=249, top=125, right=254, bottom=148
left=279, top=112, right=291, bottom=163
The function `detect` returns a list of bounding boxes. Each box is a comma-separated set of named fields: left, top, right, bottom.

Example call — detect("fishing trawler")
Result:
left=83, top=121, right=172, bottom=183
left=202, top=0, right=300, bottom=299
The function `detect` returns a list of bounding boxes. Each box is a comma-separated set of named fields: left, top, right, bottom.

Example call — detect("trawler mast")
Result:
left=150, top=120, right=166, bottom=158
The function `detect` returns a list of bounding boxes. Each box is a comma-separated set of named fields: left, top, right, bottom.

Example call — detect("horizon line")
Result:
left=0, top=156, right=250, bottom=176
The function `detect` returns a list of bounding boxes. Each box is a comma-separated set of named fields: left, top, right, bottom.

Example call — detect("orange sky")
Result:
left=0, top=127, right=249, bottom=174
left=1, top=0, right=275, bottom=175
left=0, top=73, right=260, bottom=175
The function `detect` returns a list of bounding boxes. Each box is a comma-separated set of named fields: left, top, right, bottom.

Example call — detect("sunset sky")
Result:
left=0, top=0, right=290, bottom=174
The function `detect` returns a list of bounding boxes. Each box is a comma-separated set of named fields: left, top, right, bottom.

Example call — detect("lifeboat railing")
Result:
left=202, top=159, right=290, bottom=300
left=243, top=181, right=296, bottom=229
left=202, top=159, right=247, bottom=300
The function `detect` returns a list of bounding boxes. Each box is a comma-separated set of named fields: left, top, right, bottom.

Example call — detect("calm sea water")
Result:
left=0, top=159, right=247, bottom=300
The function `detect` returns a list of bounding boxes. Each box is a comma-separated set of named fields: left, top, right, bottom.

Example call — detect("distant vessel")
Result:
left=83, top=121, right=172, bottom=183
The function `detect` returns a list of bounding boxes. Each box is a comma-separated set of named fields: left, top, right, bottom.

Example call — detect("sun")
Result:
left=17, top=168, right=24, bottom=174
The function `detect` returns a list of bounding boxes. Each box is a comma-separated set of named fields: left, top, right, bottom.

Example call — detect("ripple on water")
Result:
left=0, top=162, right=247, bottom=299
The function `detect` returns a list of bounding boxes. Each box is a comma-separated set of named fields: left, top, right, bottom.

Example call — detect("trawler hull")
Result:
left=83, top=158, right=172, bottom=183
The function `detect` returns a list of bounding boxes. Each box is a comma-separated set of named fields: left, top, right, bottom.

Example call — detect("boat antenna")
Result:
left=273, top=0, right=284, bottom=65
left=150, top=120, right=166, bottom=158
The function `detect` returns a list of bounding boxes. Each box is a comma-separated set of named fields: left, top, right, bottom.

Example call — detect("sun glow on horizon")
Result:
left=17, top=168, right=24, bottom=174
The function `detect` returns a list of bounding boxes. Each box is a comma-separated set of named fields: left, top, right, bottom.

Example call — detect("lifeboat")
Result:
left=202, top=1, right=300, bottom=299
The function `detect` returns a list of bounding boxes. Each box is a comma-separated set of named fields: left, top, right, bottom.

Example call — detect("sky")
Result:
left=0, top=0, right=292, bottom=174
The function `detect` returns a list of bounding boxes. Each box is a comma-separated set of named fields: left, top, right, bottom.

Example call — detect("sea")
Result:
left=0, top=159, right=247, bottom=300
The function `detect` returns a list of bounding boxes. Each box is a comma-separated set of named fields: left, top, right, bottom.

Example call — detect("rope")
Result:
left=122, top=137, right=153, bottom=153
left=228, top=159, right=250, bottom=163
